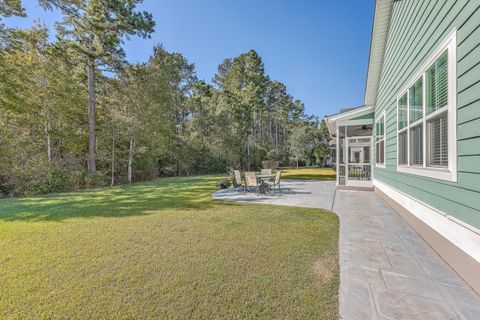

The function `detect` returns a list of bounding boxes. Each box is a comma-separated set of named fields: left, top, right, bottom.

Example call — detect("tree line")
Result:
left=0, top=0, right=329, bottom=197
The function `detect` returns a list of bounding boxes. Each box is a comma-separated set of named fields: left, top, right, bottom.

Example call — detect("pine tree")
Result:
left=39, top=0, right=155, bottom=175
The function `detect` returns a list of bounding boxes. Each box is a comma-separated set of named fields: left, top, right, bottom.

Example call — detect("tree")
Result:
left=288, top=122, right=311, bottom=169
left=309, top=119, right=331, bottom=167
left=314, top=143, right=329, bottom=167
left=0, top=22, right=320, bottom=196
left=0, top=25, right=87, bottom=196
left=39, top=0, right=155, bottom=175
left=0, top=0, right=25, bottom=39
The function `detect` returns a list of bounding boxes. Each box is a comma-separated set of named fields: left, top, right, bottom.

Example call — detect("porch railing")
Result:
left=347, top=163, right=371, bottom=181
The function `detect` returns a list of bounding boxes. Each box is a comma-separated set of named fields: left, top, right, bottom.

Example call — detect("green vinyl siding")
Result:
left=458, top=99, right=480, bottom=124
left=374, top=0, right=480, bottom=229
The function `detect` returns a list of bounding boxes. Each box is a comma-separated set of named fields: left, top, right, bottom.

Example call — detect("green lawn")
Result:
left=0, top=175, right=339, bottom=319
left=282, top=167, right=336, bottom=180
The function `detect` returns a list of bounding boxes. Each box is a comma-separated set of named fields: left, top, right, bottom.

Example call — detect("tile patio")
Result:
left=212, top=180, right=480, bottom=319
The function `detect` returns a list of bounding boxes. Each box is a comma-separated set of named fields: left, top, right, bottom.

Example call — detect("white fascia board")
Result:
left=325, top=106, right=374, bottom=137
left=364, top=0, right=395, bottom=107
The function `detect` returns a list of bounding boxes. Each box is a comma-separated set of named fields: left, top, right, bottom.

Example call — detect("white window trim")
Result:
left=395, top=28, right=457, bottom=182
left=375, top=111, right=386, bottom=168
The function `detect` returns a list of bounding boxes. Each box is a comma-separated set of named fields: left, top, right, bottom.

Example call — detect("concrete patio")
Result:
left=212, top=180, right=480, bottom=319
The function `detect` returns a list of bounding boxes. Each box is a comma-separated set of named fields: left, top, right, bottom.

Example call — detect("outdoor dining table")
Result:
left=255, top=173, right=274, bottom=194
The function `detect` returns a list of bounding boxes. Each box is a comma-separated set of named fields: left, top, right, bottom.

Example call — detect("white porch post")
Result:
left=336, top=126, right=340, bottom=186
left=345, top=126, right=348, bottom=184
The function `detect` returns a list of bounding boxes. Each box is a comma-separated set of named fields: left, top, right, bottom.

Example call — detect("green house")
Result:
left=325, top=0, right=480, bottom=294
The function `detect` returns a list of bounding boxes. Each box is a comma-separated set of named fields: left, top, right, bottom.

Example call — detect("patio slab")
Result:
left=212, top=180, right=480, bottom=319
left=334, top=189, right=480, bottom=320
left=212, top=179, right=336, bottom=210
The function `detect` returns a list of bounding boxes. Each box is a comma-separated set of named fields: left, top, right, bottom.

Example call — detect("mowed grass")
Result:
left=282, top=167, right=336, bottom=180
left=0, top=175, right=339, bottom=319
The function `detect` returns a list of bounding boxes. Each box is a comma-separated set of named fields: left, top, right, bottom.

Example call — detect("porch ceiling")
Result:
left=338, top=124, right=373, bottom=138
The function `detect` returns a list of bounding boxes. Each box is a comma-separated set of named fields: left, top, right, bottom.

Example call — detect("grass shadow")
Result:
left=281, top=168, right=336, bottom=181
left=0, top=175, right=232, bottom=222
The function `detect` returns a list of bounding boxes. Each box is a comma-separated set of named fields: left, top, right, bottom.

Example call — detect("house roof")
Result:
left=364, top=0, right=395, bottom=107
left=325, top=0, right=394, bottom=136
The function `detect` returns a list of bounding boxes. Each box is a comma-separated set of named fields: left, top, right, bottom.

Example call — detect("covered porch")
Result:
left=325, top=106, right=375, bottom=188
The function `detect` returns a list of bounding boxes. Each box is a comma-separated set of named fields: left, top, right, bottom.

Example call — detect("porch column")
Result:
left=336, top=126, right=340, bottom=186
left=345, top=126, right=348, bottom=183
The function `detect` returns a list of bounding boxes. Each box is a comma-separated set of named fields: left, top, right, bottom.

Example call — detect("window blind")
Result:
left=398, top=131, right=408, bottom=165
left=398, top=94, right=408, bottom=129
left=426, top=52, right=448, bottom=114
left=379, top=140, right=385, bottom=164
left=409, top=78, right=423, bottom=123
left=375, top=115, right=385, bottom=165
left=429, top=114, right=448, bottom=166
left=410, top=125, right=423, bottom=166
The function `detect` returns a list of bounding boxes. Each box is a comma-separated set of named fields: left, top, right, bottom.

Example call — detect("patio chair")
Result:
left=233, top=170, right=244, bottom=191
left=261, top=169, right=272, bottom=175
left=267, top=170, right=282, bottom=195
left=244, top=172, right=258, bottom=196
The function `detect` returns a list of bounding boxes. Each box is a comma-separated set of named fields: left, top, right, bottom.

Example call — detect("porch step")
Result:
left=336, top=185, right=374, bottom=191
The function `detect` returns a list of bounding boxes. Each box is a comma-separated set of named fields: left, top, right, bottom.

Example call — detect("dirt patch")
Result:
left=313, top=253, right=338, bottom=285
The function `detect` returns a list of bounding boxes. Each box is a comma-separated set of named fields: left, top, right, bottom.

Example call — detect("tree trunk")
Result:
left=252, top=110, right=256, bottom=147
left=296, top=160, right=299, bottom=170
left=269, top=114, right=273, bottom=145
left=111, top=128, right=115, bottom=187
left=45, top=120, right=51, bottom=163
left=87, top=47, right=97, bottom=175
left=259, top=115, right=262, bottom=144
left=275, top=119, right=278, bottom=154
left=246, top=135, right=250, bottom=170
left=128, top=139, right=135, bottom=183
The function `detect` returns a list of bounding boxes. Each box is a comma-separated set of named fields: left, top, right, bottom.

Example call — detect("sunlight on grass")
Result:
left=0, top=175, right=339, bottom=319
left=282, top=167, right=336, bottom=180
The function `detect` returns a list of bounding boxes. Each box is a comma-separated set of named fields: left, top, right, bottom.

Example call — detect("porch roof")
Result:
left=324, top=105, right=374, bottom=136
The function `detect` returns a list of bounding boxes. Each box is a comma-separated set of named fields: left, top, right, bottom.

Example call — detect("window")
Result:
left=426, top=52, right=449, bottom=167
left=375, top=113, right=385, bottom=167
left=396, top=29, right=457, bottom=182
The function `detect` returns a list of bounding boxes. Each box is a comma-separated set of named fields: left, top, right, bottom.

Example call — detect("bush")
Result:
left=216, top=178, right=231, bottom=190
left=159, top=166, right=176, bottom=177
left=84, top=172, right=108, bottom=189
left=262, top=160, right=279, bottom=169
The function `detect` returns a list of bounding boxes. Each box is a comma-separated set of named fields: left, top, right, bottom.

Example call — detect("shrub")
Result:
left=262, top=160, right=279, bottom=169
left=159, top=166, right=175, bottom=177
left=216, top=178, right=231, bottom=190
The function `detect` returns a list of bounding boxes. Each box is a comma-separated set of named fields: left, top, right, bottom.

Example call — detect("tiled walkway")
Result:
left=213, top=180, right=480, bottom=319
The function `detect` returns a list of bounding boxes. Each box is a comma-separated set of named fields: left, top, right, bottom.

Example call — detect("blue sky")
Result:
left=4, top=0, right=374, bottom=117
